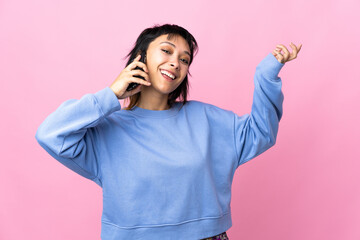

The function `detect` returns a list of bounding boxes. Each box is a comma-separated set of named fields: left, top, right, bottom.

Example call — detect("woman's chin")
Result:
left=142, top=83, right=174, bottom=95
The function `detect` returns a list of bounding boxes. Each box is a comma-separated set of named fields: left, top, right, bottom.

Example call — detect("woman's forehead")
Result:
left=151, top=34, right=190, bottom=52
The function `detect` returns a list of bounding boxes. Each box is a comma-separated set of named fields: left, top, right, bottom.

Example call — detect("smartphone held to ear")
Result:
left=126, top=52, right=146, bottom=91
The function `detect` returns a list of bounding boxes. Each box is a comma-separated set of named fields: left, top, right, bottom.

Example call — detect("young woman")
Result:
left=35, top=24, right=301, bottom=240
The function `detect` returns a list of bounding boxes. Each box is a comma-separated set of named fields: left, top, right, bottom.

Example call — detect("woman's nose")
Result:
left=170, top=63, right=179, bottom=69
left=169, top=57, right=179, bottom=69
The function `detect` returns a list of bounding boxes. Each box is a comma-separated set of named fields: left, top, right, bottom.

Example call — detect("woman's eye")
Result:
left=181, top=59, right=189, bottom=65
left=162, top=49, right=189, bottom=65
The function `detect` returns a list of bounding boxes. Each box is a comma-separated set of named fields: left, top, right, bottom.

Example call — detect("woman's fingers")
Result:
left=129, top=61, right=149, bottom=73
left=289, top=42, right=299, bottom=60
left=273, top=50, right=285, bottom=63
left=276, top=44, right=290, bottom=61
left=131, top=69, right=150, bottom=81
left=130, top=76, right=151, bottom=86
left=289, top=42, right=302, bottom=61
left=128, top=55, right=149, bottom=72
left=290, top=42, right=297, bottom=51
left=109, top=54, right=151, bottom=99
left=273, top=43, right=302, bottom=63
left=293, top=43, right=302, bottom=52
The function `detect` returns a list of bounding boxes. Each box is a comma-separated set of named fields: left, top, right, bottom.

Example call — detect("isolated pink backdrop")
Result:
left=1, top=0, right=359, bottom=239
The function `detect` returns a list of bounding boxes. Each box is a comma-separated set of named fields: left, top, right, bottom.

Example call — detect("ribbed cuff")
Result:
left=256, top=53, right=285, bottom=81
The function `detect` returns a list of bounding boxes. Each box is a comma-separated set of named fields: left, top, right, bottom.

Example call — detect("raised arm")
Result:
left=234, top=43, right=302, bottom=167
left=35, top=87, right=121, bottom=186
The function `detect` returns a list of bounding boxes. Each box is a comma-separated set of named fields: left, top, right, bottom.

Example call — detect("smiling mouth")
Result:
left=160, top=69, right=176, bottom=80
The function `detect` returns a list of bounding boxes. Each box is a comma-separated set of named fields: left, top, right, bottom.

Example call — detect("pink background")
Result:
left=1, top=0, right=359, bottom=239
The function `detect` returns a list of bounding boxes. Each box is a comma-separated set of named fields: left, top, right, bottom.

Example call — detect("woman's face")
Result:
left=145, top=34, right=191, bottom=95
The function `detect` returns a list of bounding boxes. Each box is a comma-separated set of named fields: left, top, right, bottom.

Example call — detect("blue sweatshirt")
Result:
left=35, top=53, right=284, bottom=239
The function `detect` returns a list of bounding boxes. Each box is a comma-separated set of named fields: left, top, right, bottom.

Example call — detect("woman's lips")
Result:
left=160, top=71, right=175, bottom=82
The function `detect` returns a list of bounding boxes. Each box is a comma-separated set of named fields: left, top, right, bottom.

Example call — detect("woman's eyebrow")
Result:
left=159, top=41, right=191, bottom=57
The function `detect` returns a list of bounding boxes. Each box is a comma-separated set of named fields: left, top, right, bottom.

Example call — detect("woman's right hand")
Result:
left=110, top=54, right=151, bottom=99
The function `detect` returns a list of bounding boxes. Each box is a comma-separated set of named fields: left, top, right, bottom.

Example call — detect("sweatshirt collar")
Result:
left=127, top=102, right=182, bottom=118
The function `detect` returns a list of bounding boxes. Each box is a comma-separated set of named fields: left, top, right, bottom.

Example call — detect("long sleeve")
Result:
left=234, top=53, right=284, bottom=167
left=35, top=87, right=121, bottom=186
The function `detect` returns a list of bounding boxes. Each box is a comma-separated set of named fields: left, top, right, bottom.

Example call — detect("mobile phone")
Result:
left=126, top=52, right=146, bottom=91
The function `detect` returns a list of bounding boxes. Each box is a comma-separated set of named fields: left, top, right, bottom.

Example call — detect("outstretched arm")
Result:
left=234, top=43, right=302, bottom=167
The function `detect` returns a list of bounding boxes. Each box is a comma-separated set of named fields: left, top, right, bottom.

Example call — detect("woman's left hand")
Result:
left=272, top=42, right=302, bottom=64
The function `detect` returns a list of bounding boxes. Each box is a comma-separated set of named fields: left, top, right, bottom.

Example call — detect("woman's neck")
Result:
left=136, top=88, right=170, bottom=111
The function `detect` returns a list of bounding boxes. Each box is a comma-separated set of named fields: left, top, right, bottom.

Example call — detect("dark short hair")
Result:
left=123, top=24, right=198, bottom=110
